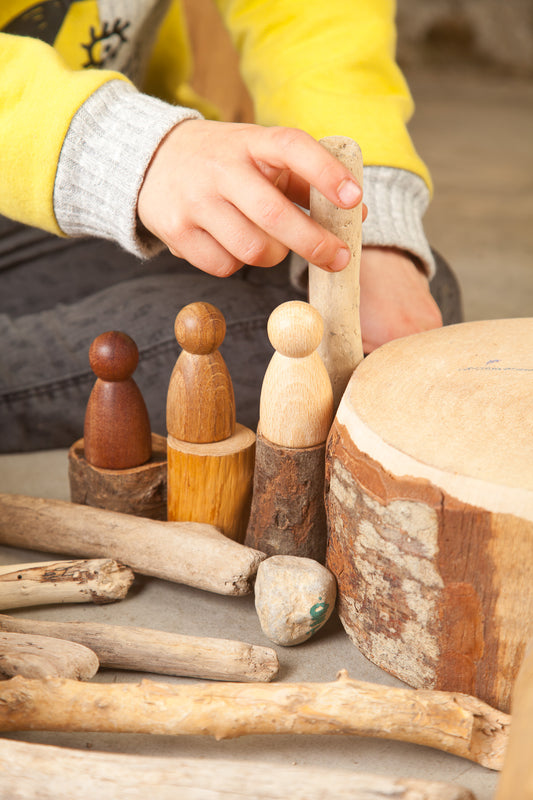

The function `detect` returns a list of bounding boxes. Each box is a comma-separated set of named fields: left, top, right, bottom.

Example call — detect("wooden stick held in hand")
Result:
left=0, top=493, right=266, bottom=595
left=0, top=670, right=508, bottom=770
left=0, top=615, right=279, bottom=683
left=308, top=136, right=364, bottom=411
left=0, top=559, right=134, bottom=610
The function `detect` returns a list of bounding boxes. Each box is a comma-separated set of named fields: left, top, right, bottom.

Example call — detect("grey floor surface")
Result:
left=1, top=64, right=531, bottom=798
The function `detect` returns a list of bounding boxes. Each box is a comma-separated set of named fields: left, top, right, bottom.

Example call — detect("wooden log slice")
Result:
left=69, top=432, right=167, bottom=519
left=167, top=424, right=256, bottom=543
left=325, top=318, right=533, bottom=713
left=245, top=432, right=328, bottom=562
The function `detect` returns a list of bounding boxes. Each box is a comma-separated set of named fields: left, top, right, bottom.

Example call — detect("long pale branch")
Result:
left=0, top=670, right=508, bottom=770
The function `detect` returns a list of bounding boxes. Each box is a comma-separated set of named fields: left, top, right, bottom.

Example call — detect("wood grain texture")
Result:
left=167, top=424, right=256, bottom=542
left=0, top=671, right=508, bottom=770
left=166, top=303, right=235, bottom=443
left=0, top=615, right=279, bottom=683
left=325, top=319, right=533, bottom=712
left=341, top=319, right=533, bottom=500
left=245, top=432, right=328, bottom=562
left=0, top=737, right=476, bottom=799
left=0, top=558, right=134, bottom=610
left=0, top=494, right=266, bottom=595
left=259, top=301, right=333, bottom=448
left=68, top=433, right=167, bottom=519
left=308, top=136, right=364, bottom=410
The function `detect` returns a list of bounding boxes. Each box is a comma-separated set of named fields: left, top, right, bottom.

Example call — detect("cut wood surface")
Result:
left=0, top=670, right=508, bottom=770
left=0, top=558, right=134, bottom=610
left=0, top=494, right=266, bottom=595
left=0, top=615, right=279, bottom=683
left=337, top=319, right=533, bottom=505
left=308, top=136, right=364, bottom=410
left=0, top=630, right=98, bottom=680
left=0, top=736, right=476, bottom=799
left=326, top=318, right=533, bottom=712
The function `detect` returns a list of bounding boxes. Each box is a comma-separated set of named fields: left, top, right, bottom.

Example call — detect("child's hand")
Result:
left=138, top=119, right=364, bottom=277
left=360, top=247, right=443, bottom=353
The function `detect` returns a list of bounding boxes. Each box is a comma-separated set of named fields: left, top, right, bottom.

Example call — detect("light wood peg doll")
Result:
left=245, top=300, right=334, bottom=562
left=259, top=300, right=334, bottom=448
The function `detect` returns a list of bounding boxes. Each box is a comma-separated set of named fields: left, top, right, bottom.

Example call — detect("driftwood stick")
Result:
left=0, top=738, right=475, bottom=800
left=0, top=631, right=99, bottom=680
left=0, top=493, right=266, bottom=595
left=0, top=614, right=279, bottom=683
left=308, top=136, right=364, bottom=410
left=0, top=558, right=134, bottom=610
left=0, top=670, right=508, bottom=769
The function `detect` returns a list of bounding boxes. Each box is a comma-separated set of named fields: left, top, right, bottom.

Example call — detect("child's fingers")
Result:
left=161, top=225, right=245, bottom=278
left=196, top=199, right=289, bottom=269
left=222, top=165, right=352, bottom=272
left=252, top=127, right=363, bottom=210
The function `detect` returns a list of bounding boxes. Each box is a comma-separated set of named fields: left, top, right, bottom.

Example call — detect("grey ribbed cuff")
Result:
left=54, top=80, right=203, bottom=258
left=289, top=166, right=435, bottom=291
left=362, top=166, right=435, bottom=278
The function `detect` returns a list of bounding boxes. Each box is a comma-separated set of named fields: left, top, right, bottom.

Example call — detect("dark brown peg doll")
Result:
left=84, top=331, right=152, bottom=469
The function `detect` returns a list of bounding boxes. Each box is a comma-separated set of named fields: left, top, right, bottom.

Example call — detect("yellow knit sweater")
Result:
left=0, top=0, right=431, bottom=249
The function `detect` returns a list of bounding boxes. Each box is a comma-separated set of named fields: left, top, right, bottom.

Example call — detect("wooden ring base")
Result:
left=68, top=433, right=167, bottom=520
left=245, top=432, right=327, bottom=563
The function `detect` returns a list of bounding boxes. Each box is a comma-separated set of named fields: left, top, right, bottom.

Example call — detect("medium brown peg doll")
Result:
left=245, top=301, right=334, bottom=562
left=84, top=331, right=152, bottom=470
left=166, top=302, right=235, bottom=443
left=166, top=302, right=255, bottom=542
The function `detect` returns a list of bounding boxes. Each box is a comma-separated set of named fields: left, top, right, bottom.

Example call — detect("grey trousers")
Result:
left=0, top=217, right=462, bottom=452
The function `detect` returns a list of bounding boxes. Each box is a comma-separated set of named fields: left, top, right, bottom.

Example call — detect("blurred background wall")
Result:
left=396, top=0, right=533, bottom=76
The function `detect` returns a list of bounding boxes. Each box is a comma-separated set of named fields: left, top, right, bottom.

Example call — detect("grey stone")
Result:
left=254, top=556, right=336, bottom=646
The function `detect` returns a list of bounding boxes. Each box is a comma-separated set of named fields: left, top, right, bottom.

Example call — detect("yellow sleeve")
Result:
left=0, top=33, right=131, bottom=233
left=215, top=0, right=431, bottom=190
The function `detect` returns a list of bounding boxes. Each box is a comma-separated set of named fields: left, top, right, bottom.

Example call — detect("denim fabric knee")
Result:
left=0, top=219, right=304, bottom=451
left=0, top=217, right=462, bottom=453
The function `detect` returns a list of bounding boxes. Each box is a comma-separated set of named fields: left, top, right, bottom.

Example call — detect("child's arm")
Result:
left=360, top=248, right=442, bottom=353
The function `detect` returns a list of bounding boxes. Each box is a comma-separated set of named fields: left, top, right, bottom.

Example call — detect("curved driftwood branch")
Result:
left=0, top=670, right=508, bottom=770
